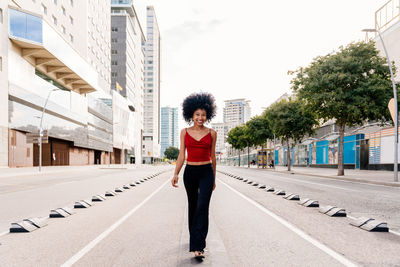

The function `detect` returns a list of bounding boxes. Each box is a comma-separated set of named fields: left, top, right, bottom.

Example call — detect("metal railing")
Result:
left=375, top=0, right=400, bottom=32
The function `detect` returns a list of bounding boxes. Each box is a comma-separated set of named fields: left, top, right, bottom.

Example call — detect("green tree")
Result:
left=241, top=124, right=253, bottom=168
left=264, top=99, right=316, bottom=171
left=245, top=115, right=274, bottom=168
left=291, top=41, right=395, bottom=176
left=227, top=125, right=247, bottom=166
left=164, top=146, right=179, bottom=160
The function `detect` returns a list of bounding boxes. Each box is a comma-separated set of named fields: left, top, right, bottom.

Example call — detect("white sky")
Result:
left=133, top=0, right=385, bottom=129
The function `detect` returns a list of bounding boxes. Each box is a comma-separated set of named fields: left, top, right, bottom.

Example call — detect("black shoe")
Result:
left=194, top=250, right=205, bottom=261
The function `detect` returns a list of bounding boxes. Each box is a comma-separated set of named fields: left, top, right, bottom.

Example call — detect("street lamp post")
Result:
left=39, top=88, right=60, bottom=172
left=363, top=28, right=398, bottom=182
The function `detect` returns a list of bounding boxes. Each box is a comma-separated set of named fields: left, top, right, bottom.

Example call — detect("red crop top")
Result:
left=185, top=128, right=212, bottom=162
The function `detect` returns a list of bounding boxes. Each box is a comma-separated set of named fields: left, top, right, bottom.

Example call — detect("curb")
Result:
left=229, top=166, right=400, bottom=187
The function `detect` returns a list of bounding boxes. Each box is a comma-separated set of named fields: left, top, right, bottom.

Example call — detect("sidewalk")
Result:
left=0, top=164, right=150, bottom=179
left=229, top=164, right=400, bottom=187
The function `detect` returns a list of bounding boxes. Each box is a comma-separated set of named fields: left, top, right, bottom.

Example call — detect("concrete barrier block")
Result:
left=50, top=207, right=74, bottom=218
left=284, top=194, right=300, bottom=200
left=23, top=217, right=48, bottom=228
left=274, top=190, right=285, bottom=196
left=74, top=200, right=92, bottom=209
left=105, top=191, right=117, bottom=196
left=92, top=195, right=106, bottom=202
left=10, top=221, right=38, bottom=233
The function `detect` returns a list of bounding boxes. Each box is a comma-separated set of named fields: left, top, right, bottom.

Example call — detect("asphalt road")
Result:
left=0, top=165, right=399, bottom=266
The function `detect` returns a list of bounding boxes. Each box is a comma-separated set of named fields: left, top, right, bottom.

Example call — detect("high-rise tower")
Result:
left=142, top=6, right=161, bottom=164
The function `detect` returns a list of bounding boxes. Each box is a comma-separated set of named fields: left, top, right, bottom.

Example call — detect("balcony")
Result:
left=8, top=8, right=98, bottom=94
left=375, top=0, right=400, bottom=32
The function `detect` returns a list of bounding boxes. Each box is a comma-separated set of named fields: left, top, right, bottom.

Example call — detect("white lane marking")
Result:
left=218, top=179, right=357, bottom=267
left=61, top=178, right=170, bottom=267
left=0, top=231, right=8, bottom=237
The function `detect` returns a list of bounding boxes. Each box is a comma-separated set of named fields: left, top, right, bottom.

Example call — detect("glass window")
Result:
left=69, top=15, right=73, bottom=24
left=111, top=50, right=117, bottom=54
left=52, top=15, right=57, bottom=25
left=62, top=6, right=66, bottom=15
left=70, top=0, right=73, bottom=6
left=62, top=25, right=66, bottom=34
left=35, top=70, right=68, bottom=91
left=111, top=38, right=117, bottom=43
left=111, top=60, right=117, bottom=65
left=69, top=34, right=73, bottom=42
left=0, top=57, right=2, bottom=71
left=53, top=0, right=57, bottom=4
left=111, top=27, right=118, bottom=32
left=111, top=72, right=117, bottom=77
left=0, top=8, right=3, bottom=23
left=9, top=9, right=43, bottom=44
left=42, top=4, right=47, bottom=15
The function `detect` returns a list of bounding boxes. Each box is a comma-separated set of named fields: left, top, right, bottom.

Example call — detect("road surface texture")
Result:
left=0, top=165, right=399, bottom=266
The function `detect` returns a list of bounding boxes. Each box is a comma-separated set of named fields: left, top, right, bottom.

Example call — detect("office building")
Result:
left=142, top=6, right=161, bottom=164
left=111, top=0, right=145, bottom=164
left=3, top=0, right=113, bottom=167
left=160, top=107, right=178, bottom=157
left=223, top=98, right=251, bottom=125
left=223, top=98, right=251, bottom=139
left=211, top=122, right=226, bottom=154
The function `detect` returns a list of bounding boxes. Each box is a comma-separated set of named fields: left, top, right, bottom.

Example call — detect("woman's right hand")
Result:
left=171, top=175, right=179, bottom=188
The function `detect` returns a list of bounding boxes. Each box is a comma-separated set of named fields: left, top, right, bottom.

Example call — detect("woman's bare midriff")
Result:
left=186, top=160, right=212, bottom=165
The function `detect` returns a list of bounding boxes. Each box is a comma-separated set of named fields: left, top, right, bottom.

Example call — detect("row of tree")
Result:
left=227, top=41, right=396, bottom=176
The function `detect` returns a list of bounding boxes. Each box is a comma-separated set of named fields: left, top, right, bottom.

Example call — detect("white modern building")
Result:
left=160, top=107, right=178, bottom=157
left=2, top=0, right=114, bottom=167
left=223, top=98, right=251, bottom=125
left=142, top=6, right=161, bottom=164
left=223, top=98, right=251, bottom=138
left=211, top=122, right=226, bottom=154
left=111, top=0, right=145, bottom=165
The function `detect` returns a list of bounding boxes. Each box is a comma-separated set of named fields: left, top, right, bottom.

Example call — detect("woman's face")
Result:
left=192, top=109, right=207, bottom=126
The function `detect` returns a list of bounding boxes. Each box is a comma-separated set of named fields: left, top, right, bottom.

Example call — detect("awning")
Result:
left=10, top=39, right=96, bottom=94
left=301, top=139, right=315, bottom=145
left=325, top=134, right=339, bottom=141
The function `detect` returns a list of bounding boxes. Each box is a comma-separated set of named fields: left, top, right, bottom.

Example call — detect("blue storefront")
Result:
left=276, top=134, right=365, bottom=168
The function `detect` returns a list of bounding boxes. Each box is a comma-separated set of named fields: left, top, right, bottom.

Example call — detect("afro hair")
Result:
left=182, top=92, right=217, bottom=123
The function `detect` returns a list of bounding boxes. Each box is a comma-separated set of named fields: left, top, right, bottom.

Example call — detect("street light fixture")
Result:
left=39, top=88, right=60, bottom=172
left=362, top=28, right=398, bottom=182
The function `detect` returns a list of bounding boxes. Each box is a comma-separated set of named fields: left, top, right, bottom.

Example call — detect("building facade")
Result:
left=3, top=0, right=114, bottom=167
left=160, top=107, right=178, bottom=157
left=142, top=6, right=161, bottom=164
left=211, top=122, right=225, bottom=154
left=111, top=0, right=145, bottom=165
left=223, top=98, right=251, bottom=125
left=223, top=98, right=251, bottom=138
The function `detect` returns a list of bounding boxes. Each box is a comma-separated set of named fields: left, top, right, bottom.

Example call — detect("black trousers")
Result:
left=183, top=163, right=214, bottom=252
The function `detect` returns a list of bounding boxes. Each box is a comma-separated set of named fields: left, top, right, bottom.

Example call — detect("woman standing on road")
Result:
left=171, top=92, right=217, bottom=260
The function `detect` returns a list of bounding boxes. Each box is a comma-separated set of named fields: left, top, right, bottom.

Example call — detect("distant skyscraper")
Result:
left=160, top=107, right=178, bottom=157
left=223, top=98, right=251, bottom=137
left=142, top=6, right=161, bottom=164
